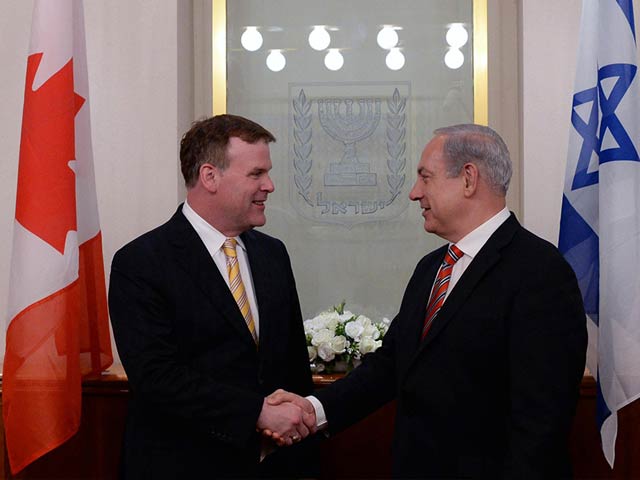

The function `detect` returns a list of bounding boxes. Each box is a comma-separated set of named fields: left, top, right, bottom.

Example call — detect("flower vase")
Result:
left=331, top=360, right=349, bottom=373
left=309, top=362, right=325, bottom=374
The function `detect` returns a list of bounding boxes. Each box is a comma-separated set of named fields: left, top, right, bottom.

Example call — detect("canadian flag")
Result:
left=3, top=0, right=113, bottom=473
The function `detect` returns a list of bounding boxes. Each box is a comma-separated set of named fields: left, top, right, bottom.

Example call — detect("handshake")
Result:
left=256, top=390, right=317, bottom=446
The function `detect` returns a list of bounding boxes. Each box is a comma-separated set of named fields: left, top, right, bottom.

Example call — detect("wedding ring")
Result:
left=291, top=435, right=300, bottom=441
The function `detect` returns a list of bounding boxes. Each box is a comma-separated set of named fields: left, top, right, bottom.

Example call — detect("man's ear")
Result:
left=199, top=163, right=220, bottom=192
left=462, top=163, right=479, bottom=197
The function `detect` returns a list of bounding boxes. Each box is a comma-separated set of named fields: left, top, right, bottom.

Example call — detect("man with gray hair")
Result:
left=268, top=124, right=587, bottom=479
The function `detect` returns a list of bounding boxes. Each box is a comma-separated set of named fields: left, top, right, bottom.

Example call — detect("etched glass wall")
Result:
left=225, top=0, right=475, bottom=321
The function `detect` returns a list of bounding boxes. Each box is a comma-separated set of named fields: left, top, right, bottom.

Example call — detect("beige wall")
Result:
left=521, top=0, right=582, bottom=243
left=488, top=0, right=522, bottom=217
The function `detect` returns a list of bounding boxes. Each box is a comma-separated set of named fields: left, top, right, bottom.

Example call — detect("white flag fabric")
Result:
left=3, top=0, right=112, bottom=473
left=559, top=0, right=640, bottom=467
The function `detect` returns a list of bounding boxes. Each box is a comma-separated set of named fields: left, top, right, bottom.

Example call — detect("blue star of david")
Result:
left=571, top=63, right=639, bottom=191
left=598, top=63, right=639, bottom=165
left=571, top=86, right=600, bottom=190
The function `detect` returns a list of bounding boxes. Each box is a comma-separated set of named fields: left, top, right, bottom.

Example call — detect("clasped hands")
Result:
left=256, top=389, right=316, bottom=446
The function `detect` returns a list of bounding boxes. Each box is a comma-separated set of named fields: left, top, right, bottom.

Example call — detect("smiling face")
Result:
left=213, top=137, right=274, bottom=236
left=409, top=135, right=467, bottom=242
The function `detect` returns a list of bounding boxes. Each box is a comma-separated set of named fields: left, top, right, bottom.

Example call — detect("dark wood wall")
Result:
left=1, top=369, right=638, bottom=479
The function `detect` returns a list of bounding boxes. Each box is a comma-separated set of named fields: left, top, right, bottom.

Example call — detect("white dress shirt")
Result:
left=442, top=206, right=511, bottom=301
left=309, top=207, right=512, bottom=429
left=181, top=200, right=260, bottom=336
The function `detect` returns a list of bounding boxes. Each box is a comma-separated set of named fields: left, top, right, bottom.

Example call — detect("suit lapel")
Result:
left=167, top=207, right=258, bottom=347
left=396, top=246, right=447, bottom=375
left=411, top=214, right=520, bottom=360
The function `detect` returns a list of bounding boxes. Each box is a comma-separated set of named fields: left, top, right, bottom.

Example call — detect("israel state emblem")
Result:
left=289, top=83, right=411, bottom=226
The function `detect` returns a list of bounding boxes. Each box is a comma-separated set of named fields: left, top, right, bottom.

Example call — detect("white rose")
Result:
left=307, top=312, right=326, bottom=329
left=326, top=317, right=339, bottom=332
left=304, top=319, right=318, bottom=334
left=307, top=318, right=320, bottom=332
left=339, top=311, right=355, bottom=322
left=362, top=324, right=380, bottom=340
left=345, top=321, right=364, bottom=341
left=378, top=317, right=392, bottom=336
left=325, top=310, right=342, bottom=321
left=317, top=343, right=336, bottom=362
left=307, top=346, right=317, bottom=362
left=313, top=314, right=329, bottom=329
left=358, top=315, right=372, bottom=328
left=330, top=335, right=347, bottom=354
left=311, top=329, right=333, bottom=346
left=359, top=338, right=382, bottom=355
left=314, top=311, right=339, bottom=331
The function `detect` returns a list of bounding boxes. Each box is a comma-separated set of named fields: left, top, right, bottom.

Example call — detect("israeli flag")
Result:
left=559, top=0, right=640, bottom=467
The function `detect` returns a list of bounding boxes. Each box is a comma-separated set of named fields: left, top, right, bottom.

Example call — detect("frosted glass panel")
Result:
left=225, top=0, right=475, bottom=321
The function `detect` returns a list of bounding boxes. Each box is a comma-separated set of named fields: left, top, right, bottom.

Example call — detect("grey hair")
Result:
left=433, top=124, right=512, bottom=195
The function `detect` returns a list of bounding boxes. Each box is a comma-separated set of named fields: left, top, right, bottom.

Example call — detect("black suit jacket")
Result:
left=109, top=207, right=314, bottom=479
left=315, top=214, right=587, bottom=479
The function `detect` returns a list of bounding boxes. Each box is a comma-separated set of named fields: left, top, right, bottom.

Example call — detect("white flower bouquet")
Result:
left=304, top=301, right=391, bottom=374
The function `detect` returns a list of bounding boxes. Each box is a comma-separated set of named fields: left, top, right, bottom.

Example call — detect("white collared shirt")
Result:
left=181, top=200, right=260, bottom=336
left=445, top=206, right=511, bottom=301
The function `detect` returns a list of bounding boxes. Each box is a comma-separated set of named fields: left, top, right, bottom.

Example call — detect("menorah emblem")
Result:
left=318, top=97, right=381, bottom=186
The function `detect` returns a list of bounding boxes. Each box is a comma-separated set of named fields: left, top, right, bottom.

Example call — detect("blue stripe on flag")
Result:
left=616, top=0, right=636, bottom=40
left=558, top=195, right=599, bottom=321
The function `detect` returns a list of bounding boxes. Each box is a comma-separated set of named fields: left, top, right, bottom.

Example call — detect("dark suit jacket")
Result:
left=108, top=206, right=314, bottom=479
left=315, top=214, right=587, bottom=479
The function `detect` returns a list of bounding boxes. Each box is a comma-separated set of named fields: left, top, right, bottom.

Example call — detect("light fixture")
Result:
left=324, top=49, right=344, bottom=71
left=377, top=26, right=399, bottom=49
left=444, top=48, right=464, bottom=69
left=446, top=24, right=468, bottom=48
left=385, top=48, right=405, bottom=70
left=241, top=27, right=263, bottom=51
left=309, top=26, right=331, bottom=51
left=266, top=50, right=286, bottom=72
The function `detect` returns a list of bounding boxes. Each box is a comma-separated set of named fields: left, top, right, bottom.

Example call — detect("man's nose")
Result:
left=408, top=181, right=422, bottom=201
left=263, top=174, right=275, bottom=193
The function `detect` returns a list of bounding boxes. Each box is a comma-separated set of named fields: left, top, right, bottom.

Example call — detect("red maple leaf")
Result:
left=16, top=53, right=85, bottom=254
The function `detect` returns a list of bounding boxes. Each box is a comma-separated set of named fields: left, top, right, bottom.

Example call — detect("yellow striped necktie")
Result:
left=223, top=238, right=258, bottom=345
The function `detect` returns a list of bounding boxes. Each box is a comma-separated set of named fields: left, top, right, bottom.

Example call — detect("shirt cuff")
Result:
left=259, top=436, right=276, bottom=462
left=306, top=395, right=328, bottom=430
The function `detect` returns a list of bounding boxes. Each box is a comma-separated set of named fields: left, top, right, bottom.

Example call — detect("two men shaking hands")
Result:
left=110, top=116, right=587, bottom=479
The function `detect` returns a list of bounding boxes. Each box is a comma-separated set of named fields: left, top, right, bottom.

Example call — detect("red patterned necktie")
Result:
left=421, top=244, right=463, bottom=340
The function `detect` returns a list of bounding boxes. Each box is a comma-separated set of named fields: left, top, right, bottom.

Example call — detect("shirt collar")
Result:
left=454, top=207, right=510, bottom=259
left=182, top=200, right=246, bottom=253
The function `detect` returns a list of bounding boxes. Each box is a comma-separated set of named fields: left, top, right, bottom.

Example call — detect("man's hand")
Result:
left=267, top=389, right=316, bottom=426
left=256, top=398, right=309, bottom=446
left=261, top=389, right=317, bottom=446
